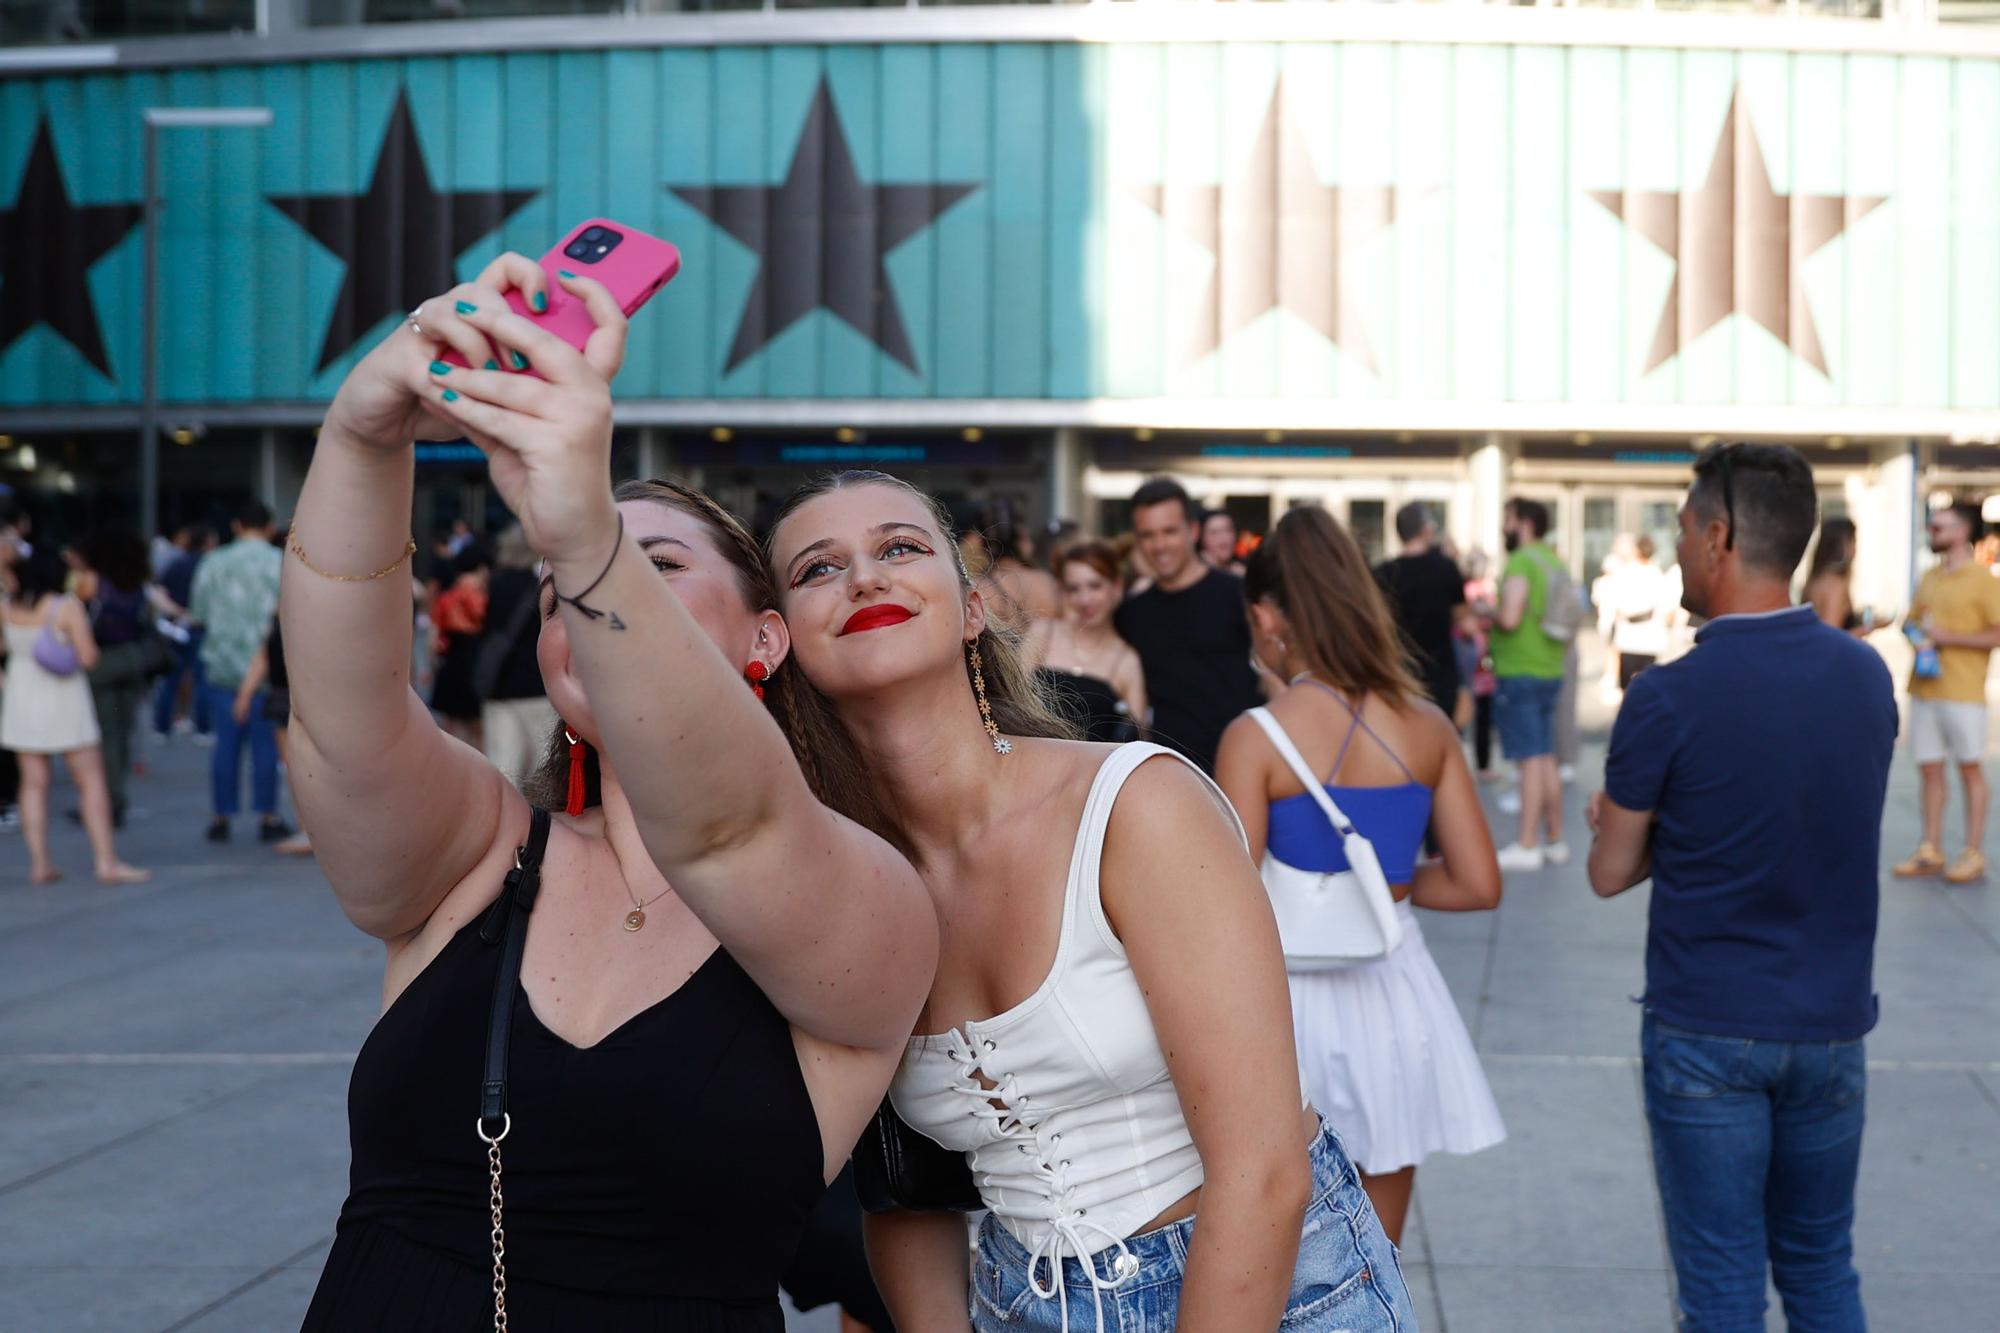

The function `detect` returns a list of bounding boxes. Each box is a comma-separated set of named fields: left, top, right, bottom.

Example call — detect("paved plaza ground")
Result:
left=3, top=691, right=1997, bottom=1332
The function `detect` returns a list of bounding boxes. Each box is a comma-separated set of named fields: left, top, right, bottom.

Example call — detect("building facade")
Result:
left=2, top=4, right=1996, bottom=610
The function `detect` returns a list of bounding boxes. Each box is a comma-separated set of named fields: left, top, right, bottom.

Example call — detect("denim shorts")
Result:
left=1492, top=675, right=1562, bottom=760
left=969, top=1120, right=1413, bottom=1332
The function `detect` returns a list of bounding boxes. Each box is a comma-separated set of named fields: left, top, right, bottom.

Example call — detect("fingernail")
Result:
left=532, top=291, right=548, bottom=313
left=558, top=269, right=577, bottom=280
left=510, top=351, right=530, bottom=371
left=455, top=300, right=477, bottom=315
left=484, top=359, right=500, bottom=371
left=428, top=361, right=451, bottom=376
left=441, top=389, right=460, bottom=402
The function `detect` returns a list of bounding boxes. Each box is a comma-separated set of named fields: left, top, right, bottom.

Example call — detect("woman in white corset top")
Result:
left=767, top=471, right=1414, bottom=1333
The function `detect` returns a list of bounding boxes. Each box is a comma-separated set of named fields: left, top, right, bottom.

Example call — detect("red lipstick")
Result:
left=841, top=604, right=914, bottom=636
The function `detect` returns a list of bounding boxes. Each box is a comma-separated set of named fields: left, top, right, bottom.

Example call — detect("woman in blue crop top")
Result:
left=1217, top=505, right=1508, bottom=1246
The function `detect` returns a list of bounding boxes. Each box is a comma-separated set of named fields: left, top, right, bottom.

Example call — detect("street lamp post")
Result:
left=140, top=106, right=272, bottom=544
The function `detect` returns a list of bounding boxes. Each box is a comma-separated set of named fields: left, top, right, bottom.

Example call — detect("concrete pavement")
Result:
left=2, top=702, right=1996, bottom=1332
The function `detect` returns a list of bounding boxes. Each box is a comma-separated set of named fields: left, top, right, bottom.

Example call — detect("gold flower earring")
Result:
left=968, top=642, right=1012, bottom=755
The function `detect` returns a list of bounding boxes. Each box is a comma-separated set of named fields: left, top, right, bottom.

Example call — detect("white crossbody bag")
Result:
left=1247, top=707, right=1404, bottom=970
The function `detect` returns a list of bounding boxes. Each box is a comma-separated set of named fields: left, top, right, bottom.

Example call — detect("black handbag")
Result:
left=137, top=618, right=176, bottom=681
left=851, top=1097, right=982, bottom=1214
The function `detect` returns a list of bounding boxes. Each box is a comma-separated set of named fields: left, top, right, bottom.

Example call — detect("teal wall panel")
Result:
left=0, top=39, right=1992, bottom=415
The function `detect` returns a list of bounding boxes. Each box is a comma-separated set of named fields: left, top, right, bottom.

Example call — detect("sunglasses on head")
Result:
left=1713, top=450, right=1737, bottom=551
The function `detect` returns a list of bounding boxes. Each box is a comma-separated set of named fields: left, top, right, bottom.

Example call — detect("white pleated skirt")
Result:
left=1288, top=901, right=1506, bottom=1175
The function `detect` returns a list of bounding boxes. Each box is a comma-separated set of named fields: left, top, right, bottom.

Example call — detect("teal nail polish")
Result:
left=510, top=351, right=530, bottom=371
left=428, top=360, right=450, bottom=375
left=484, top=359, right=500, bottom=371
left=558, top=269, right=577, bottom=280
left=454, top=300, right=477, bottom=315
left=441, top=389, right=459, bottom=402
left=532, top=291, right=548, bottom=313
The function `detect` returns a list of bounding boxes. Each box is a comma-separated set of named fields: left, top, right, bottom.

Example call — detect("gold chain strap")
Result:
left=286, top=523, right=417, bottom=583
left=479, top=1116, right=511, bottom=1332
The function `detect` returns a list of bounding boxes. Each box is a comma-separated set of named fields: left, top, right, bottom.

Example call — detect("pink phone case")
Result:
left=442, top=218, right=680, bottom=374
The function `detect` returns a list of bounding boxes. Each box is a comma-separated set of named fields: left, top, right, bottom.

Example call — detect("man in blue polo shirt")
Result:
left=1587, top=443, right=1895, bottom=1333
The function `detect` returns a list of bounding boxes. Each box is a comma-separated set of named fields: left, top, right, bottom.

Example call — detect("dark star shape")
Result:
left=268, top=91, right=537, bottom=373
left=1590, top=87, right=1885, bottom=378
left=0, top=118, right=144, bottom=379
left=1131, top=78, right=1417, bottom=372
left=671, top=81, right=979, bottom=376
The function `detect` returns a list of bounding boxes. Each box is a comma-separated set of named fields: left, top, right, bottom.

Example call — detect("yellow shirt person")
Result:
left=1897, top=502, right=2000, bottom=886
left=1909, top=562, right=2000, bottom=705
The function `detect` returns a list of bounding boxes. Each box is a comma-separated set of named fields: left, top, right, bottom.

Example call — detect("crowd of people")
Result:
left=9, top=256, right=1994, bottom=1333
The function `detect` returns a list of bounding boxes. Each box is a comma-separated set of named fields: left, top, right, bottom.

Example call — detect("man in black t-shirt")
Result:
left=1374, top=502, right=1466, bottom=714
left=1113, top=478, right=1263, bottom=773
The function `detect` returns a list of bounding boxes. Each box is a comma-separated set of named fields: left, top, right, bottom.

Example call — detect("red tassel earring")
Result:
left=744, top=660, right=769, bottom=701
left=562, top=727, right=587, bottom=816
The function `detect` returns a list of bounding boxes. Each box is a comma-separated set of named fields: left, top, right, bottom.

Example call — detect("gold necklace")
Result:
left=620, top=880, right=674, bottom=933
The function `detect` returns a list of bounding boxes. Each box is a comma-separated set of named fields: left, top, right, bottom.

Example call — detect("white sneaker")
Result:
left=1497, top=789, right=1522, bottom=815
left=1559, top=764, right=1576, bottom=784
left=1542, top=841, right=1572, bottom=866
left=1496, top=842, right=1545, bottom=871
left=191, top=731, right=217, bottom=748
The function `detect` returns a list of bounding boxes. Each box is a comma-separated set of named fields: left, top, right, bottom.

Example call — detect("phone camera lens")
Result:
left=563, top=227, right=624, bottom=265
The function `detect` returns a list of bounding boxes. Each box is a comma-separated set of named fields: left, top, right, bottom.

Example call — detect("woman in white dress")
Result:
left=1, top=549, right=148, bottom=885
left=1216, top=505, right=1505, bottom=1245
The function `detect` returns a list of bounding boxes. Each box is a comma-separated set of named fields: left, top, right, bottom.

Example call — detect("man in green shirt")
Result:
left=189, top=499, right=290, bottom=843
left=1489, top=499, right=1570, bottom=870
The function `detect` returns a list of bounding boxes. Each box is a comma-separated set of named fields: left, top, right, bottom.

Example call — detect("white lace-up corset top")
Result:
left=892, top=744, right=1243, bottom=1271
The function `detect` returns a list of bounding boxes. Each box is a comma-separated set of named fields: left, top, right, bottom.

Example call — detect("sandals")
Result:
left=1893, top=843, right=1945, bottom=878
left=1944, top=848, right=1987, bottom=885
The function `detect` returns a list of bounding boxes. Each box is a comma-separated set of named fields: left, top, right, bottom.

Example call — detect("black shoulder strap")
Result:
left=478, top=807, right=552, bottom=1136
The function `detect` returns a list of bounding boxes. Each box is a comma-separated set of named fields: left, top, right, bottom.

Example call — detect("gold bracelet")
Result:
left=287, top=523, right=417, bottom=583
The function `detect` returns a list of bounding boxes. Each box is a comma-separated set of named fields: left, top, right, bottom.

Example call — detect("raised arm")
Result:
left=419, top=285, right=935, bottom=1052
left=1104, top=759, right=1309, bottom=1332
left=282, top=254, right=550, bottom=940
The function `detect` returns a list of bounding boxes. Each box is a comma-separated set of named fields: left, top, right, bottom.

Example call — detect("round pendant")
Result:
left=623, top=909, right=646, bottom=932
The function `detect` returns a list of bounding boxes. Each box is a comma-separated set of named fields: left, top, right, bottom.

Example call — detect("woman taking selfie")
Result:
left=766, top=472, right=1413, bottom=1333
left=1215, top=506, right=1506, bottom=1246
left=289, top=254, right=936, bottom=1331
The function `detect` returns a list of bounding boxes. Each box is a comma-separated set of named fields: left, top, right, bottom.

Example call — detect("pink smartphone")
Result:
left=443, top=218, right=680, bottom=373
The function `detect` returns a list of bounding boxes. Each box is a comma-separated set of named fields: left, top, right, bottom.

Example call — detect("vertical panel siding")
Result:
left=0, top=40, right=1990, bottom=413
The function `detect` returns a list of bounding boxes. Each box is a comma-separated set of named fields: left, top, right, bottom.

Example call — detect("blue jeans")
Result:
left=1492, top=674, right=1561, bottom=760
left=1643, top=1014, right=1868, bottom=1333
left=203, top=683, right=278, bottom=818
left=970, top=1120, right=1412, bottom=1331
left=152, top=630, right=211, bottom=736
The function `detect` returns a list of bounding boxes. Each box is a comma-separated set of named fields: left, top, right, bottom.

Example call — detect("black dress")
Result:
left=302, top=866, right=823, bottom=1331
left=1036, top=667, right=1139, bottom=744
